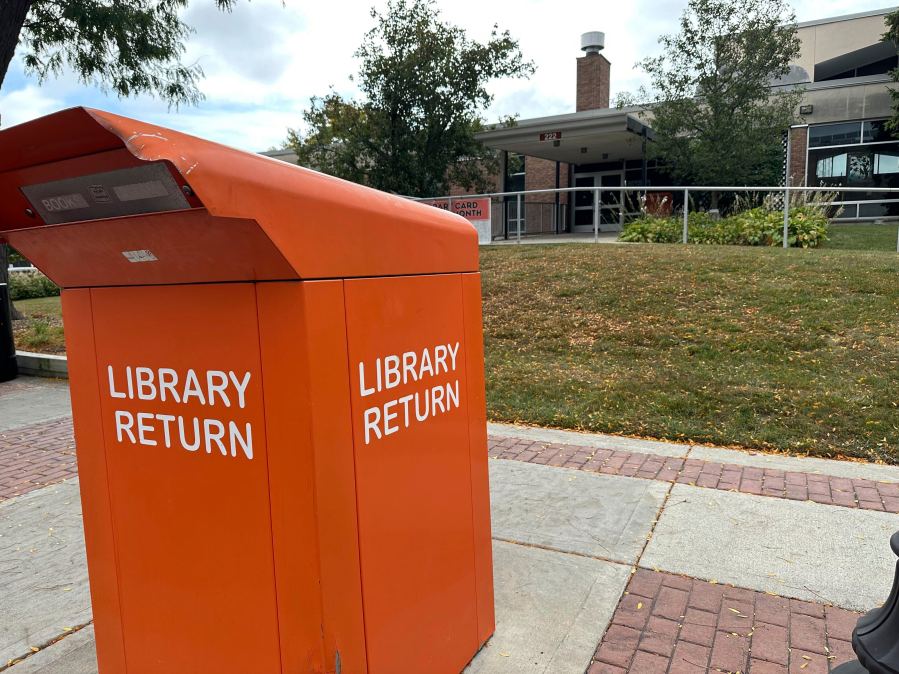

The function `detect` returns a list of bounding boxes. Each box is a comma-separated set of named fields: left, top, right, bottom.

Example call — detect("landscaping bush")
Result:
left=9, top=270, right=60, bottom=301
left=8, top=248, right=30, bottom=267
left=619, top=205, right=829, bottom=248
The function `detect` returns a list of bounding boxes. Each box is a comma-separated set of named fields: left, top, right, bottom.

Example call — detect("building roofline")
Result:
left=771, top=73, right=891, bottom=92
left=479, top=106, right=645, bottom=134
left=797, top=6, right=897, bottom=29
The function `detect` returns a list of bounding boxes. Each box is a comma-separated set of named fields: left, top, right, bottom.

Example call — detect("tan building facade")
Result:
left=476, top=8, right=899, bottom=233
left=780, top=9, right=898, bottom=219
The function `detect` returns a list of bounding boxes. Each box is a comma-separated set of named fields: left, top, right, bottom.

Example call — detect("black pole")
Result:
left=833, top=531, right=899, bottom=673
left=0, top=244, right=18, bottom=382
left=554, top=161, right=561, bottom=234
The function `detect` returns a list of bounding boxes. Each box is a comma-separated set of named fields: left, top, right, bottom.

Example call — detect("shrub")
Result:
left=8, top=248, right=30, bottom=267
left=619, top=205, right=829, bottom=248
left=618, top=215, right=682, bottom=243
left=9, top=270, right=60, bottom=301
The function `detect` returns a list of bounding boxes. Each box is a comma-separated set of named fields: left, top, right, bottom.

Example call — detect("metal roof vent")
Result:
left=581, top=31, right=605, bottom=54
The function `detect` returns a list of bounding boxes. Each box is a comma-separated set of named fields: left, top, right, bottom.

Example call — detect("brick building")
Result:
left=475, top=8, right=899, bottom=234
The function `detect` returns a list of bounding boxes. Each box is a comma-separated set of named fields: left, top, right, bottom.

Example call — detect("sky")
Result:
left=1, top=0, right=896, bottom=152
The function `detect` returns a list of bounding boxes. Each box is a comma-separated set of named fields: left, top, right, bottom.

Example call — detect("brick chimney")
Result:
left=576, top=31, right=610, bottom=111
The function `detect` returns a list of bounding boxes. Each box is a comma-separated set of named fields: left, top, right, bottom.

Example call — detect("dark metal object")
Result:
left=834, top=662, right=875, bottom=674
left=0, top=281, right=17, bottom=382
left=833, top=531, right=899, bottom=674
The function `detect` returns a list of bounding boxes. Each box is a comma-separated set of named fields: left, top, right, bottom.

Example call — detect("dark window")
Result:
left=574, top=209, right=594, bottom=226
left=863, top=120, right=894, bottom=143
left=834, top=204, right=859, bottom=219
left=858, top=55, right=899, bottom=77
left=819, top=55, right=898, bottom=81
left=574, top=176, right=594, bottom=207
left=808, top=142, right=899, bottom=217
left=809, top=122, right=862, bottom=148
left=859, top=201, right=899, bottom=217
left=505, top=153, right=525, bottom=192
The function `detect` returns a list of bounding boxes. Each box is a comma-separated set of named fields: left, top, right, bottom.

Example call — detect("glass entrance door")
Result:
left=599, top=173, right=622, bottom=227
left=572, top=171, right=624, bottom=232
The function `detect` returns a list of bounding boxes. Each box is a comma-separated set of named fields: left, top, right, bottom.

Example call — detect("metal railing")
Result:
left=493, top=200, right=569, bottom=238
left=430, top=185, right=899, bottom=250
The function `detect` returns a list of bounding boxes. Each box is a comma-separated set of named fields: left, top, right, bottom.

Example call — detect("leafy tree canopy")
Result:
left=287, top=0, right=533, bottom=197
left=882, top=9, right=899, bottom=136
left=634, top=0, right=802, bottom=188
left=0, top=0, right=238, bottom=107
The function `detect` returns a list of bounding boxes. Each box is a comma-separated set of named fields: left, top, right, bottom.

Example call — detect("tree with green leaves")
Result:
left=636, top=0, right=802, bottom=194
left=287, top=0, right=533, bottom=197
left=0, top=0, right=243, bottom=365
left=881, top=9, right=899, bottom=136
left=0, top=0, right=239, bottom=104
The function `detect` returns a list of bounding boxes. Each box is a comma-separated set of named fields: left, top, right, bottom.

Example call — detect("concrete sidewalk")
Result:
left=2, top=377, right=898, bottom=673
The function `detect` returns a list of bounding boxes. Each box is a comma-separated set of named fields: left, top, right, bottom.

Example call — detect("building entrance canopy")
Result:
left=475, top=107, right=654, bottom=165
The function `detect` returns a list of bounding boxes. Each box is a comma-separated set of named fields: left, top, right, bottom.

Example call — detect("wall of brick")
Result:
left=524, top=158, right=569, bottom=203
left=789, top=126, right=808, bottom=187
left=576, top=53, right=611, bottom=112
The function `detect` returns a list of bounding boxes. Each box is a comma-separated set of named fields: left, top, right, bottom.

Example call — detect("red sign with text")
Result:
left=422, top=198, right=491, bottom=222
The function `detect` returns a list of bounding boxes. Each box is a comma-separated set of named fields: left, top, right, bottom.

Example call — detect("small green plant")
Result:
left=16, top=318, right=65, bottom=351
left=9, top=270, right=60, bottom=301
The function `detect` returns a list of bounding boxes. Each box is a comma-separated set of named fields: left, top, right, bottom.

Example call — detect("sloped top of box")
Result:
left=0, top=108, right=478, bottom=285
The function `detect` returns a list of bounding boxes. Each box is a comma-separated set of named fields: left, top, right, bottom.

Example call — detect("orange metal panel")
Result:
left=0, top=107, right=122, bottom=173
left=87, top=284, right=281, bottom=674
left=0, top=108, right=478, bottom=279
left=61, top=289, right=127, bottom=673
left=460, top=272, right=496, bottom=647
left=344, top=274, right=479, bottom=673
left=257, top=281, right=366, bottom=674
left=255, top=281, right=325, bottom=672
left=298, top=281, right=369, bottom=674
left=6, top=210, right=297, bottom=288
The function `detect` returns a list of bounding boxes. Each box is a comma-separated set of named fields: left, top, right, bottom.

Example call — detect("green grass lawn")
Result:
left=827, top=223, right=899, bottom=251
left=11, top=295, right=65, bottom=354
left=11, top=243, right=899, bottom=463
left=480, top=243, right=899, bottom=463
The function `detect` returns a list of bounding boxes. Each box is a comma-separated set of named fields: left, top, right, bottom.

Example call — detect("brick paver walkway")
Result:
left=488, top=435, right=899, bottom=513
left=589, top=569, right=859, bottom=674
left=0, top=416, right=880, bottom=673
left=0, top=416, right=76, bottom=500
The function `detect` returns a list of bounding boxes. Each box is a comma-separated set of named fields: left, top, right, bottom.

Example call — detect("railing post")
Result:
left=593, top=188, right=600, bottom=243
left=516, top=193, right=522, bottom=244
left=619, top=188, right=625, bottom=229
left=682, top=188, right=689, bottom=244
left=503, top=199, right=508, bottom=240
left=782, top=187, right=790, bottom=249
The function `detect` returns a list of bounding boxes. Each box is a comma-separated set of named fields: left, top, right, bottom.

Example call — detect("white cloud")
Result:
left=0, top=84, right=65, bottom=129
left=0, top=0, right=895, bottom=147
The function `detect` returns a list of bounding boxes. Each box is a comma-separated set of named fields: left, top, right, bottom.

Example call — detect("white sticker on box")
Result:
left=122, top=249, right=158, bottom=263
